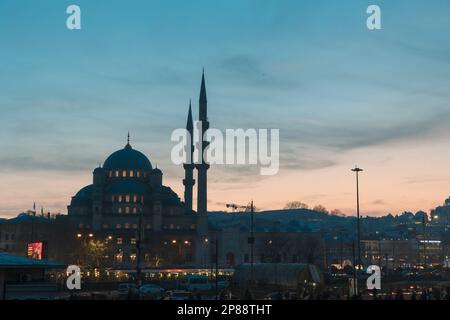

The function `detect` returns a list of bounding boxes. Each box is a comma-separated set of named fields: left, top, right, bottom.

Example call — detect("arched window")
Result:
left=125, top=207, right=130, bottom=214
left=132, top=207, right=137, bottom=214
left=118, top=207, right=122, bottom=214
left=129, top=170, right=134, bottom=177
left=133, top=195, right=137, bottom=203
left=137, top=171, right=140, bottom=178
left=115, top=170, right=119, bottom=177
left=122, top=170, right=127, bottom=177
left=118, top=195, right=123, bottom=203
left=125, top=195, right=130, bottom=203
left=111, top=196, right=115, bottom=203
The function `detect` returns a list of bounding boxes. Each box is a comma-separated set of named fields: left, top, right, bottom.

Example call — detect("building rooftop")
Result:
left=0, top=252, right=65, bottom=269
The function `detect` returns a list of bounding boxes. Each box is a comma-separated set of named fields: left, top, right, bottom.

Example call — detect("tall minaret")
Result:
left=196, top=70, right=209, bottom=216
left=183, top=100, right=195, bottom=212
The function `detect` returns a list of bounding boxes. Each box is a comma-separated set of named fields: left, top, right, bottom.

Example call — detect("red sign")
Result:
left=27, top=242, right=44, bottom=260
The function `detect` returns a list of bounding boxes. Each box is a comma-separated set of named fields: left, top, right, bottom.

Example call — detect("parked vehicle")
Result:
left=165, top=290, right=192, bottom=300
left=183, top=275, right=213, bottom=291
left=117, top=283, right=139, bottom=299
left=139, top=284, right=165, bottom=299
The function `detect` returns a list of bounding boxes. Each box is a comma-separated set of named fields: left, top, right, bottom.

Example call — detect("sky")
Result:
left=0, top=0, right=450, bottom=218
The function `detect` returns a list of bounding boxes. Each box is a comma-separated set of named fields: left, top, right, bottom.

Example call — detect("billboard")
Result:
left=27, top=242, right=46, bottom=260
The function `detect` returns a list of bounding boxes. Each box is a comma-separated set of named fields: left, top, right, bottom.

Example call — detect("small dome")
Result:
left=153, top=167, right=162, bottom=174
left=103, top=143, right=152, bottom=171
left=71, top=184, right=93, bottom=206
left=74, top=184, right=93, bottom=198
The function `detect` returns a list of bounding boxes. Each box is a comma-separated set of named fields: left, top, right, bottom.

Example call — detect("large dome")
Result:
left=103, top=143, right=152, bottom=170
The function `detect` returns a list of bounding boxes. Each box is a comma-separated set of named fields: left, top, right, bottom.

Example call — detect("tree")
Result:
left=330, top=209, right=344, bottom=217
left=85, top=240, right=113, bottom=268
left=284, top=201, right=309, bottom=210
left=313, top=205, right=328, bottom=214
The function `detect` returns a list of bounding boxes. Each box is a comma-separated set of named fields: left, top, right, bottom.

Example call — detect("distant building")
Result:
left=431, top=197, right=450, bottom=224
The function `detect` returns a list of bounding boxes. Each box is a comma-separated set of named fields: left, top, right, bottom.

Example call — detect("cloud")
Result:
left=217, top=55, right=298, bottom=88
left=372, top=199, right=386, bottom=206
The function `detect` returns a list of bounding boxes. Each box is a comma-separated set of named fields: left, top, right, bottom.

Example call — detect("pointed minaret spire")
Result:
left=125, top=131, right=132, bottom=149
left=199, top=69, right=207, bottom=121
left=183, top=99, right=195, bottom=212
left=196, top=69, right=209, bottom=219
left=186, top=99, right=193, bottom=132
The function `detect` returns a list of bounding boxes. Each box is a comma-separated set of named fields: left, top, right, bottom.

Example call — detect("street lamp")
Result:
left=351, top=166, right=363, bottom=270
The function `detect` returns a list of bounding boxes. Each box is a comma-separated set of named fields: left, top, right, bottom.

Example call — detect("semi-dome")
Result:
left=103, top=143, right=152, bottom=171
left=71, top=184, right=93, bottom=206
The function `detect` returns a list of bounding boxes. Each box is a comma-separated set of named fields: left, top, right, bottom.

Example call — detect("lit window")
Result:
left=117, top=237, right=123, bottom=245
left=118, top=195, right=123, bottom=203
left=130, top=170, right=134, bottom=177
left=130, top=254, right=137, bottom=262
left=133, top=195, right=137, bottom=203
left=125, top=207, right=130, bottom=214
left=126, top=195, right=130, bottom=203
left=122, top=170, right=127, bottom=177
left=137, top=171, right=140, bottom=178
left=115, top=252, right=123, bottom=263
left=115, top=170, right=119, bottom=177
left=130, top=238, right=137, bottom=245
left=118, top=207, right=122, bottom=214
left=133, top=207, right=137, bottom=214
left=116, top=224, right=121, bottom=229
left=111, top=196, right=115, bottom=203
left=125, top=223, right=130, bottom=229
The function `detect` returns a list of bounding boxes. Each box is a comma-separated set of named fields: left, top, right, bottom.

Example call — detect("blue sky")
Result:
left=1, top=0, right=450, bottom=217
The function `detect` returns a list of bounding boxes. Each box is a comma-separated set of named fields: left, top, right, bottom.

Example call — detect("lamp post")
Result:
left=351, top=166, right=363, bottom=297
left=351, top=166, right=363, bottom=270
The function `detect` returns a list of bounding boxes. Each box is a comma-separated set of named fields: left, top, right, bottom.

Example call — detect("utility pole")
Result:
left=351, top=166, right=363, bottom=271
